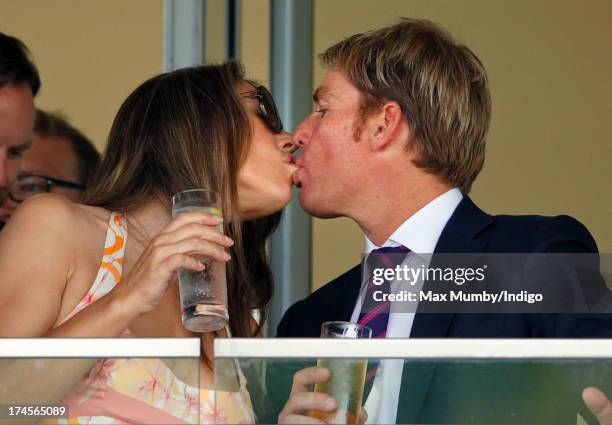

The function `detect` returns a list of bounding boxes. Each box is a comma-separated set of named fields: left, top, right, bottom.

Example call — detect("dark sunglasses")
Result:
left=241, top=83, right=283, bottom=134
left=8, top=173, right=85, bottom=203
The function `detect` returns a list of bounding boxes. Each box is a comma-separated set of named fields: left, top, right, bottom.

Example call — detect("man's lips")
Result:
left=281, top=153, right=302, bottom=187
left=292, top=166, right=303, bottom=188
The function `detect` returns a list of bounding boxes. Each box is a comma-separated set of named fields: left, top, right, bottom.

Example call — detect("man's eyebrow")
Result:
left=313, top=87, right=333, bottom=103
left=11, top=139, right=32, bottom=152
left=313, top=87, right=323, bottom=103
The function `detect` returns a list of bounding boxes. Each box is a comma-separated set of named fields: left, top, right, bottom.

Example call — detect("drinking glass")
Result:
left=171, top=189, right=228, bottom=332
left=310, top=321, right=372, bottom=424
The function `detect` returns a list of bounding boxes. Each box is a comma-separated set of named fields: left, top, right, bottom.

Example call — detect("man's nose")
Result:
left=292, top=117, right=311, bottom=148
left=276, top=130, right=298, bottom=153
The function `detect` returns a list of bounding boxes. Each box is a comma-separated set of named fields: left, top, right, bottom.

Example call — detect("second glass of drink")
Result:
left=310, top=321, right=372, bottom=424
left=171, top=189, right=229, bottom=332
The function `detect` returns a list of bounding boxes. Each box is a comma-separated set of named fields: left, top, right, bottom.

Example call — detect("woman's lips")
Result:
left=283, top=153, right=297, bottom=165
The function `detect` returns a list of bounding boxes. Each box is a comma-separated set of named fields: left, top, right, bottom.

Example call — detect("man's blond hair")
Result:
left=321, top=18, right=491, bottom=193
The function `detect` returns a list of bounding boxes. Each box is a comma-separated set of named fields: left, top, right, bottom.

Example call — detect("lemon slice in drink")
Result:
left=207, top=207, right=222, bottom=218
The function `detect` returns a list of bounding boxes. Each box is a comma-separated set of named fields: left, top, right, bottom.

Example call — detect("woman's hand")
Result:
left=111, top=211, right=233, bottom=317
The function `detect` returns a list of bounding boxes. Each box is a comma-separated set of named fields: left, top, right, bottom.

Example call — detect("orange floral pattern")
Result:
left=43, top=212, right=255, bottom=425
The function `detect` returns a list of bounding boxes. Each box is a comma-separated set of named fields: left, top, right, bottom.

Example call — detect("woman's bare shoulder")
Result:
left=0, top=196, right=112, bottom=335
left=0, top=194, right=110, bottom=251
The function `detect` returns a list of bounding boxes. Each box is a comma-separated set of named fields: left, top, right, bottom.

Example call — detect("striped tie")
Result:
left=358, top=245, right=410, bottom=337
left=358, top=245, right=410, bottom=390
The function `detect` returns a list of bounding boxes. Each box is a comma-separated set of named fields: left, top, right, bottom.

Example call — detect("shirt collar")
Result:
left=364, top=188, right=463, bottom=254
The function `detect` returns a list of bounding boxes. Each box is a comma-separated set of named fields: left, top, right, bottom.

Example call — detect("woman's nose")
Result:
left=276, top=131, right=297, bottom=153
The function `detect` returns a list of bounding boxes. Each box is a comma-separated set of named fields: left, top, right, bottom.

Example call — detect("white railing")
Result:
left=215, top=338, right=612, bottom=359
left=0, top=338, right=200, bottom=357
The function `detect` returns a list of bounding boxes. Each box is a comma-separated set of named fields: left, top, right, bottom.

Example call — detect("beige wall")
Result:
left=239, top=0, right=270, bottom=87
left=312, top=0, right=612, bottom=289
left=205, top=0, right=228, bottom=64
left=0, top=0, right=269, bottom=151
left=2, top=1, right=609, bottom=292
left=203, top=0, right=270, bottom=84
left=0, top=0, right=163, bottom=152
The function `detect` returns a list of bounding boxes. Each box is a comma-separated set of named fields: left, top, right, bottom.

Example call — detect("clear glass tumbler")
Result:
left=171, top=189, right=228, bottom=332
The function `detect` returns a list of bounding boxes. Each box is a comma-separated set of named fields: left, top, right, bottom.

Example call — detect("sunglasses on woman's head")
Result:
left=241, top=84, right=283, bottom=134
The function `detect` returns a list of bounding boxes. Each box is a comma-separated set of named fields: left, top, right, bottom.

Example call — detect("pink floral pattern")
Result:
left=41, top=213, right=255, bottom=424
left=201, top=401, right=229, bottom=424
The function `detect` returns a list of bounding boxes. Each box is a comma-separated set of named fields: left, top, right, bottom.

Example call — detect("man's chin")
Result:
left=298, top=194, right=342, bottom=219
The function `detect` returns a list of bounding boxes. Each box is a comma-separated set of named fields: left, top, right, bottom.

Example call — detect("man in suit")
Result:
left=0, top=32, right=40, bottom=231
left=0, top=109, right=100, bottom=228
left=276, top=18, right=612, bottom=424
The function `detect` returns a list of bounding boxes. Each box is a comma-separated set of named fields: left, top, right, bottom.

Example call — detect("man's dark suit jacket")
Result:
left=275, top=197, right=612, bottom=424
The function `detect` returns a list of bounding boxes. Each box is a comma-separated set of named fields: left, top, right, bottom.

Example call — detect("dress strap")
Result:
left=59, top=212, right=128, bottom=324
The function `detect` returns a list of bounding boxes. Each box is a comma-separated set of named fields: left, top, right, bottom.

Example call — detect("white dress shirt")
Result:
left=350, top=188, right=463, bottom=424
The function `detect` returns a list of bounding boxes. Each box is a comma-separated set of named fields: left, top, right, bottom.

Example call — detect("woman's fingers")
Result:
left=155, top=238, right=231, bottom=263
left=165, top=252, right=206, bottom=273
left=156, top=222, right=233, bottom=248
left=152, top=214, right=234, bottom=248
left=164, top=210, right=224, bottom=233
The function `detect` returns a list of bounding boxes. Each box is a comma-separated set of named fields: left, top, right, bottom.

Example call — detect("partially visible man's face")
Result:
left=0, top=133, right=81, bottom=224
left=292, top=68, right=370, bottom=218
left=0, top=83, right=35, bottom=197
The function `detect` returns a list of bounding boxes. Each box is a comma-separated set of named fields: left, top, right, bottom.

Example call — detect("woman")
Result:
left=0, top=61, right=297, bottom=424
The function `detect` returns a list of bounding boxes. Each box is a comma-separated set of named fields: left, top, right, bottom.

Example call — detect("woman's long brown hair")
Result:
left=83, top=61, right=279, bottom=338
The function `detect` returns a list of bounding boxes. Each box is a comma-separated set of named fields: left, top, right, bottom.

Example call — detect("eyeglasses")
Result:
left=8, top=174, right=85, bottom=203
left=241, top=84, right=283, bottom=133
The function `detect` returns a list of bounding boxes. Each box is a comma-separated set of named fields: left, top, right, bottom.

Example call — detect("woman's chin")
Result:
left=240, top=193, right=291, bottom=220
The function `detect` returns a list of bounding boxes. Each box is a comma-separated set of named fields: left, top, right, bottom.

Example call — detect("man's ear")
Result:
left=369, top=101, right=408, bottom=151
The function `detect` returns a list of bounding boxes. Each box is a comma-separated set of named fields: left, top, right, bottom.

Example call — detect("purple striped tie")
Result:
left=358, top=245, right=410, bottom=384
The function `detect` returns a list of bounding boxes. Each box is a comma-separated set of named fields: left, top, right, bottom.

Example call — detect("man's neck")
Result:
left=355, top=180, right=453, bottom=246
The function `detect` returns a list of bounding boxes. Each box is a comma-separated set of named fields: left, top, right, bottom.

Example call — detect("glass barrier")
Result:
left=215, top=339, right=612, bottom=425
left=0, top=338, right=200, bottom=425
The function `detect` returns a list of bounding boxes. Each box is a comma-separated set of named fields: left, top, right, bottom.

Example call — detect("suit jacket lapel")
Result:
left=412, top=196, right=493, bottom=335
left=335, top=264, right=363, bottom=321
left=397, top=196, right=493, bottom=423
left=434, top=196, right=493, bottom=255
